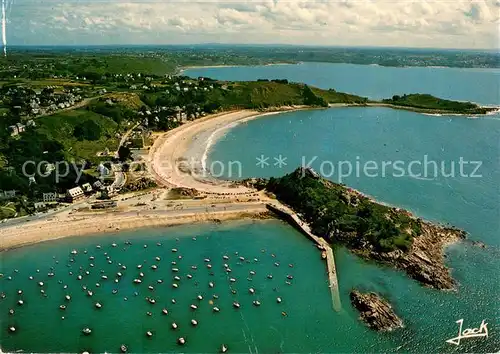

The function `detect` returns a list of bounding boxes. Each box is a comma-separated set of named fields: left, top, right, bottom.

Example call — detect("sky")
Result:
left=5, top=0, right=500, bottom=49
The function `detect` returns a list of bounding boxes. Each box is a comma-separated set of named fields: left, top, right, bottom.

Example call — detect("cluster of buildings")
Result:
left=2, top=86, right=84, bottom=118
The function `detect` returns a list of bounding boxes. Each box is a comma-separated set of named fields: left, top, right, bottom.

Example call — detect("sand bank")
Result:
left=0, top=205, right=268, bottom=251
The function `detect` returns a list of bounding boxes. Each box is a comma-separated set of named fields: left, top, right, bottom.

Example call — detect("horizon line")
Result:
left=4, top=43, right=499, bottom=52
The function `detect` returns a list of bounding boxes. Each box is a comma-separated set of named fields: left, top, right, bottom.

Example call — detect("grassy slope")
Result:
left=204, top=81, right=368, bottom=109
left=37, top=109, right=120, bottom=162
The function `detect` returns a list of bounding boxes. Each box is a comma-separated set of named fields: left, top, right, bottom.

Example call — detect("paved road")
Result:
left=0, top=200, right=90, bottom=229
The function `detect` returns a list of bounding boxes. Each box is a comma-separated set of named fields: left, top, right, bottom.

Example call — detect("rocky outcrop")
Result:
left=350, top=290, right=403, bottom=331
left=365, top=223, right=465, bottom=290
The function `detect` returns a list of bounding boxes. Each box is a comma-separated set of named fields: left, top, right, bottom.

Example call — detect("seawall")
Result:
left=266, top=203, right=342, bottom=312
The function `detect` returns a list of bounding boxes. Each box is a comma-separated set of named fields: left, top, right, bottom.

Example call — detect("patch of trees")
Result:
left=266, top=169, right=420, bottom=252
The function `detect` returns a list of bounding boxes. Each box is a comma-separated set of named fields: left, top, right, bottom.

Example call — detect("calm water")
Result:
left=2, top=64, right=499, bottom=352
left=184, top=62, right=500, bottom=105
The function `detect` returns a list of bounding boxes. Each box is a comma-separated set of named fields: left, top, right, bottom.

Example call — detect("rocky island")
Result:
left=256, top=167, right=466, bottom=290
left=350, top=290, right=403, bottom=331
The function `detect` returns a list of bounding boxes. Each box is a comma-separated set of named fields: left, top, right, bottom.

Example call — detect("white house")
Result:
left=66, top=187, right=84, bottom=202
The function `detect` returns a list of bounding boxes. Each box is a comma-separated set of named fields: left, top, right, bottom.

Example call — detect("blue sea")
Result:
left=1, top=63, right=498, bottom=353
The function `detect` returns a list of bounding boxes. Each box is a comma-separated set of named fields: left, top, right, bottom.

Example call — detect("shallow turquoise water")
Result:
left=1, top=221, right=391, bottom=353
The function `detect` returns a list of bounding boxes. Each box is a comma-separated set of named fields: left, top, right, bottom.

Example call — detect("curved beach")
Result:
left=148, top=107, right=308, bottom=193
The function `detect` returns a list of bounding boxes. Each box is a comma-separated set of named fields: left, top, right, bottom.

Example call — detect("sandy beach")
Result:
left=148, top=107, right=310, bottom=194
left=0, top=200, right=268, bottom=251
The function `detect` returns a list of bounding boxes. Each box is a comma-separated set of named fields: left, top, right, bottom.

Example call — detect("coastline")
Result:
left=148, top=106, right=312, bottom=194
left=0, top=203, right=269, bottom=252
left=176, top=62, right=298, bottom=75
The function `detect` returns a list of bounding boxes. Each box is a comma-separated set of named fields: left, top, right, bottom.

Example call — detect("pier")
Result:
left=266, top=203, right=341, bottom=312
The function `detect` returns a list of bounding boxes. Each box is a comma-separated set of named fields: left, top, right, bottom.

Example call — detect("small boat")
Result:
left=101, top=275, right=108, bottom=280
left=277, top=297, right=282, bottom=303
left=191, top=265, right=197, bottom=270
left=38, top=282, right=44, bottom=287
left=178, top=337, right=186, bottom=345
left=155, top=257, right=161, bottom=261
left=139, top=272, right=144, bottom=277
left=172, top=268, right=179, bottom=273
left=82, top=328, right=92, bottom=335
left=267, top=275, right=273, bottom=279
left=172, top=248, right=178, bottom=253
left=197, top=295, right=203, bottom=300
left=209, top=282, right=214, bottom=288
left=157, top=279, right=163, bottom=284
left=249, top=288, right=255, bottom=294
left=148, top=298, right=156, bottom=304
left=59, top=305, right=66, bottom=310
left=221, top=344, right=228, bottom=353
left=204, top=258, right=210, bottom=263
left=249, top=271, right=256, bottom=276
left=287, top=275, right=294, bottom=280
left=162, top=309, right=168, bottom=315
left=137, top=264, right=142, bottom=269
left=151, top=265, right=157, bottom=270
left=146, top=331, right=153, bottom=337
left=148, top=286, right=154, bottom=291
left=172, top=283, right=178, bottom=288
left=253, top=300, right=261, bottom=307
left=9, top=309, right=14, bottom=315
left=187, top=274, right=193, bottom=279
left=213, top=306, right=220, bottom=312
left=229, top=278, right=236, bottom=283
left=120, top=344, right=128, bottom=353
left=223, top=255, right=229, bottom=260
left=190, top=304, right=198, bottom=310
left=174, top=276, right=181, bottom=281
left=233, top=302, right=240, bottom=309
left=9, top=326, right=16, bottom=333
left=207, top=264, right=212, bottom=269
left=17, top=300, right=24, bottom=306
left=321, top=251, right=327, bottom=260
left=95, top=302, right=102, bottom=309
left=171, top=322, right=178, bottom=329
left=191, top=319, right=198, bottom=326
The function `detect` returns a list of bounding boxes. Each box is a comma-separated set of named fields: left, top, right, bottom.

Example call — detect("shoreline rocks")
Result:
left=350, top=290, right=403, bottom=331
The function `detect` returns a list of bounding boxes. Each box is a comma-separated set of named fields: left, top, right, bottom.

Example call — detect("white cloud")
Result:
left=6, top=0, right=500, bottom=48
